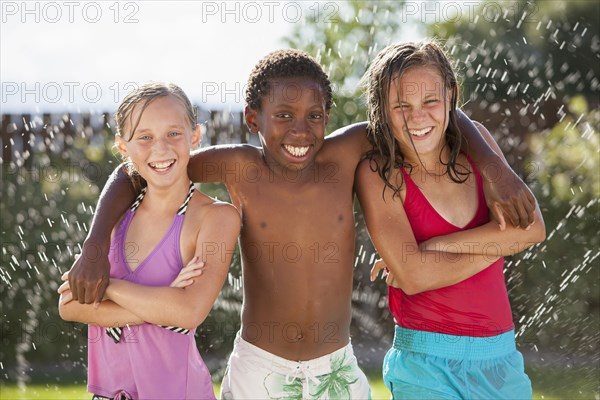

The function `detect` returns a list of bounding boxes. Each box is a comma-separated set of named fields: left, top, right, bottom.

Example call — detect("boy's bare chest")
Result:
left=236, top=175, right=354, bottom=242
left=236, top=162, right=351, bottom=204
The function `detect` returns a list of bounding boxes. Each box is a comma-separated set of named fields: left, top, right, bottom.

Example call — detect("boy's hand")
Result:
left=370, top=258, right=401, bottom=288
left=68, top=241, right=110, bottom=306
left=170, top=256, right=205, bottom=288
left=482, top=159, right=536, bottom=230
left=59, top=270, right=107, bottom=305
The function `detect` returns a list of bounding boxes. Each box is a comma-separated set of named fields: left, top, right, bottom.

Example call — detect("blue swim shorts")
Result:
left=383, top=326, right=532, bottom=399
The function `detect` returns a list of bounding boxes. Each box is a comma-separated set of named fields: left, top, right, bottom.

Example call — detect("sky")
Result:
left=1, top=1, right=301, bottom=112
left=1, top=1, right=427, bottom=114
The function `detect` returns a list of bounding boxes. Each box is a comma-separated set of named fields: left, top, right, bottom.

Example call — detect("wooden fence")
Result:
left=0, top=108, right=255, bottom=167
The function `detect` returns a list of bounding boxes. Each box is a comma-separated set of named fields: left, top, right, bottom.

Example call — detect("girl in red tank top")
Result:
left=356, top=41, right=546, bottom=399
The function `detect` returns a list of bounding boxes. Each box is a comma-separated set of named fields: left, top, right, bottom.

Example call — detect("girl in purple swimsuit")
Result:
left=58, top=82, right=240, bottom=400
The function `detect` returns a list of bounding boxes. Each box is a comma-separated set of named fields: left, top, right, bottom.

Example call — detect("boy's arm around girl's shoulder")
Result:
left=66, top=143, right=251, bottom=306
left=421, top=123, right=546, bottom=257
left=104, top=197, right=241, bottom=331
left=68, top=165, right=138, bottom=305
left=457, top=111, right=537, bottom=229
left=187, top=143, right=261, bottom=184
left=469, top=121, right=545, bottom=245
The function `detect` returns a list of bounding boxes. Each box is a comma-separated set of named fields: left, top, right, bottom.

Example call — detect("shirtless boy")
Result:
left=68, top=49, right=535, bottom=399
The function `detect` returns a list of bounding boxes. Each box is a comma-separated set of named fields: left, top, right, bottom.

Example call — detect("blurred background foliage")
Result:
left=1, top=0, right=599, bottom=397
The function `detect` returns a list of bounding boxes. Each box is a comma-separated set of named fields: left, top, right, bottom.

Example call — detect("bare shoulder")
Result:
left=355, top=156, right=406, bottom=203
left=356, top=157, right=373, bottom=178
left=327, top=121, right=368, bottom=141
left=186, top=190, right=241, bottom=228
left=232, top=144, right=262, bottom=161
left=356, top=156, right=385, bottom=181
left=197, top=143, right=262, bottom=163
left=325, top=121, right=368, bottom=149
left=319, top=121, right=370, bottom=166
left=190, top=144, right=264, bottom=184
left=231, top=144, right=265, bottom=168
left=203, top=199, right=241, bottom=224
left=355, top=156, right=387, bottom=193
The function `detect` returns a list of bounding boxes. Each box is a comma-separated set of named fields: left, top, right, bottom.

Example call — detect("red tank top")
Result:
left=388, top=155, right=514, bottom=337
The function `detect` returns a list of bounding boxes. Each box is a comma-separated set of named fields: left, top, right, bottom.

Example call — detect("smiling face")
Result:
left=116, top=95, right=199, bottom=189
left=245, top=76, right=328, bottom=172
left=388, top=66, right=452, bottom=163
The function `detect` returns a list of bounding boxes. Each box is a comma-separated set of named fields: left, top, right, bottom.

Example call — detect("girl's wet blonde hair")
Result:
left=114, top=82, right=196, bottom=189
left=361, top=40, right=469, bottom=198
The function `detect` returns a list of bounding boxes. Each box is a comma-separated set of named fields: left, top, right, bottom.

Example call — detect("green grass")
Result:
left=0, top=384, right=88, bottom=400
left=2, top=376, right=597, bottom=400
left=2, top=382, right=383, bottom=400
left=0, top=380, right=390, bottom=400
left=0, top=382, right=390, bottom=399
left=370, top=378, right=391, bottom=399
left=526, top=366, right=599, bottom=400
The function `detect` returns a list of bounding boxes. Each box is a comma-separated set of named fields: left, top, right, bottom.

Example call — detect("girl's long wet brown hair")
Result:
left=361, top=40, right=470, bottom=199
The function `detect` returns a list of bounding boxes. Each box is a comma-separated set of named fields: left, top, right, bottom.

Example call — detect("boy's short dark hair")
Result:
left=245, top=49, right=333, bottom=111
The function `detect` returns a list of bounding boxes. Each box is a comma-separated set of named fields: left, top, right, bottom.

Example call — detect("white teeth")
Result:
left=410, top=127, right=432, bottom=137
left=149, top=160, right=175, bottom=169
left=284, top=145, right=309, bottom=157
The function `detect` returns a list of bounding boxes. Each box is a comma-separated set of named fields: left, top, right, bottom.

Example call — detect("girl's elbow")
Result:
left=176, top=312, right=197, bottom=332
left=191, top=315, right=209, bottom=330
left=400, top=284, right=422, bottom=296
left=538, top=223, right=547, bottom=242
left=58, top=303, right=74, bottom=322
left=403, top=263, right=433, bottom=295
left=175, top=316, right=197, bottom=332
left=180, top=307, right=208, bottom=331
left=181, top=322, right=198, bottom=332
left=383, top=264, right=409, bottom=294
left=532, top=211, right=546, bottom=243
left=530, top=220, right=546, bottom=243
left=401, top=280, right=429, bottom=295
left=535, top=229, right=546, bottom=244
left=187, top=314, right=205, bottom=331
left=392, top=270, right=426, bottom=295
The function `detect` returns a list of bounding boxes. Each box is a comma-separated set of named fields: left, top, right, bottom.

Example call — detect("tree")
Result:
left=428, top=0, right=599, bottom=136
left=283, top=1, right=406, bottom=132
